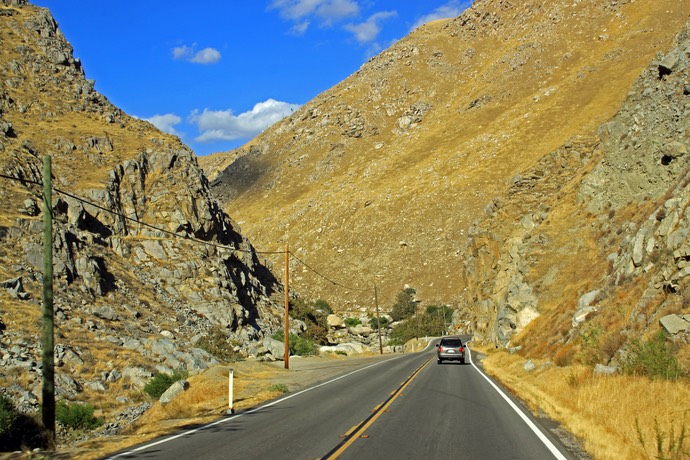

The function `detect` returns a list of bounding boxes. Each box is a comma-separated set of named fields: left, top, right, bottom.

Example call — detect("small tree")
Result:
left=390, top=287, right=418, bottom=321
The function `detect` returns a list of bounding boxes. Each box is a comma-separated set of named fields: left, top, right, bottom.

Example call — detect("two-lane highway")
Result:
left=106, top=338, right=573, bottom=459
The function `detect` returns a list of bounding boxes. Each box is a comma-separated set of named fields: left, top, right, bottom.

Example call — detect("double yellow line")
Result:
left=321, top=356, right=433, bottom=459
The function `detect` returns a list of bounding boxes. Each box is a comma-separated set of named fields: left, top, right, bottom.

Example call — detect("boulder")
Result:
left=159, top=379, right=189, bottom=404
left=263, top=337, right=285, bottom=360
left=327, top=314, right=345, bottom=328
left=594, top=364, right=618, bottom=376
left=92, top=306, right=118, bottom=321
left=572, top=290, right=600, bottom=327
left=659, top=314, right=690, bottom=335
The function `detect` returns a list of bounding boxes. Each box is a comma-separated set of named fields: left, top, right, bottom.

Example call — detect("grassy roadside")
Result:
left=43, top=352, right=389, bottom=460
left=478, top=347, right=690, bottom=460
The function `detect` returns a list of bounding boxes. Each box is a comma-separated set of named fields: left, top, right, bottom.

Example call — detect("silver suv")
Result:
left=436, top=337, right=465, bottom=364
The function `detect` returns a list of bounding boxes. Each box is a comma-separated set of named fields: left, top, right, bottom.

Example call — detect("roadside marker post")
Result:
left=228, top=368, right=234, bottom=415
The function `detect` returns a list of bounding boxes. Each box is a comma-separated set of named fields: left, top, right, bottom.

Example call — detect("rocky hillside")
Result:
left=457, top=17, right=690, bottom=357
left=0, top=0, right=285, bottom=427
left=202, top=0, right=690, bottom=318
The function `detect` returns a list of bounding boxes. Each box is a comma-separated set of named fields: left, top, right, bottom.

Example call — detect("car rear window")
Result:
left=441, top=339, right=462, bottom=347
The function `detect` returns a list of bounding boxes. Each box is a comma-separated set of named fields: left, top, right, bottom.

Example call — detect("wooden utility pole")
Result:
left=284, top=243, right=290, bottom=370
left=41, top=155, right=55, bottom=447
left=374, top=284, right=382, bottom=355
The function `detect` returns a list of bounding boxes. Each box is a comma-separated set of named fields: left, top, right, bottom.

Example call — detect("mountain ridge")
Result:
left=203, top=0, right=690, bottom=312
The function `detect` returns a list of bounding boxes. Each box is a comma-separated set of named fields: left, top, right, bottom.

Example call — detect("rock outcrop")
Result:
left=455, top=17, right=690, bottom=357
left=0, top=0, right=284, bottom=426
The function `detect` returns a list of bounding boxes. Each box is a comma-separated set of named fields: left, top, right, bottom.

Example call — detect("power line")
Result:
left=0, top=171, right=374, bottom=293
left=0, top=172, right=284, bottom=256
left=289, top=250, right=370, bottom=293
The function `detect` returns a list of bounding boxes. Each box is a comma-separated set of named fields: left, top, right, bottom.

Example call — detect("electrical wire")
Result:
left=289, top=250, right=370, bottom=293
left=0, top=171, right=374, bottom=293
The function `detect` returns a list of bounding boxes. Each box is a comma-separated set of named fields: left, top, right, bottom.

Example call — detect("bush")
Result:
left=144, top=370, right=188, bottom=399
left=289, top=297, right=329, bottom=345
left=196, top=327, right=242, bottom=363
left=344, top=318, right=361, bottom=327
left=56, top=401, right=102, bottom=430
left=0, top=394, right=49, bottom=451
left=623, top=330, right=682, bottom=380
left=313, top=299, right=333, bottom=314
left=271, top=330, right=320, bottom=357
left=0, top=395, right=18, bottom=437
left=369, top=315, right=390, bottom=330
left=268, top=383, right=289, bottom=394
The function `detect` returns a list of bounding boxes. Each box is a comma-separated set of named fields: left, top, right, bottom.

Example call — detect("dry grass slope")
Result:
left=202, top=0, right=690, bottom=309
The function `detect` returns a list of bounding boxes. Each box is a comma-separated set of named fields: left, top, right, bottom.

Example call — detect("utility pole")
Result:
left=284, top=243, right=289, bottom=370
left=41, top=155, right=55, bottom=447
left=374, top=284, right=382, bottom=355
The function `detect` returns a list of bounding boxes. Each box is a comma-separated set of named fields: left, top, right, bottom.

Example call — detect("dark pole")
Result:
left=284, top=243, right=290, bottom=370
left=374, top=284, right=382, bottom=355
left=42, top=155, right=55, bottom=447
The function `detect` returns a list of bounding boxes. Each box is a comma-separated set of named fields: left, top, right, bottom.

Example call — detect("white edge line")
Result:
left=105, top=355, right=405, bottom=459
left=467, top=346, right=568, bottom=460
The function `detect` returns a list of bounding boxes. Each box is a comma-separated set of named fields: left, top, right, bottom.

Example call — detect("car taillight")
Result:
left=438, top=347, right=444, bottom=352
left=459, top=347, right=464, bottom=352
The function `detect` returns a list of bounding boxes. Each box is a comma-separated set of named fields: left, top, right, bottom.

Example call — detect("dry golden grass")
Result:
left=58, top=361, right=300, bottom=459
left=482, top=350, right=690, bottom=460
left=202, top=0, right=690, bottom=308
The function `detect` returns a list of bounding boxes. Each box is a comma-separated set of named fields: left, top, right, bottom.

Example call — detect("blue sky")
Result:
left=33, top=1, right=472, bottom=156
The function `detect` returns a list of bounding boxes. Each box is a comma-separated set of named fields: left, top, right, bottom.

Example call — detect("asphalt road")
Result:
left=106, top=338, right=574, bottom=460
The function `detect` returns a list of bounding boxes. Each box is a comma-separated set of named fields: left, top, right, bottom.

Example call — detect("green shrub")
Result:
left=271, top=330, right=320, bottom=357
left=293, top=335, right=319, bottom=356
left=369, top=315, right=390, bottom=330
left=268, top=383, right=289, bottom=393
left=0, top=395, right=18, bottom=437
left=344, top=318, right=361, bottom=327
left=313, top=299, right=333, bottom=314
left=0, top=394, right=49, bottom=451
left=144, top=370, right=188, bottom=399
left=56, top=401, right=102, bottom=430
left=289, top=298, right=329, bottom=344
left=197, top=327, right=242, bottom=362
left=623, top=330, right=682, bottom=380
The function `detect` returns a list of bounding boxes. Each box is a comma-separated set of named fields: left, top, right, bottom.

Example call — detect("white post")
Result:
left=228, top=368, right=234, bottom=414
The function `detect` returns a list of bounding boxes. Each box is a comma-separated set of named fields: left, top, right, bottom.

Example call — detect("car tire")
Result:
left=437, top=359, right=442, bottom=364
left=461, top=358, right=465, bottom=364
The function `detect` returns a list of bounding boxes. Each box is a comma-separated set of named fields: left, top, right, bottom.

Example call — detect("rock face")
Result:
left=0, top=0, right=283, bottom=424
left=455, top=16, right=690, bottom=358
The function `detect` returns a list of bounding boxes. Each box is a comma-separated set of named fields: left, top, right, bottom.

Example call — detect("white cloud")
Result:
left=190, top=48, right=221, bottom=64
left=143, top=113, right=183, bottom=135
left=345, top=11, right=396, bottom=44
left=290, top=20, right=311, bottom=35
left=190, top=99, right=301, bottom=143
left=411, top=1, right=470, bottom=31
left=270, top=0, right=359, bottom=26
left=172, top=44, right=221, bottom=64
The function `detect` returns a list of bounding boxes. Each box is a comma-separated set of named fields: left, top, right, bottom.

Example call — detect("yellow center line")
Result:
left=321, top=356, right=433, bottom=459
